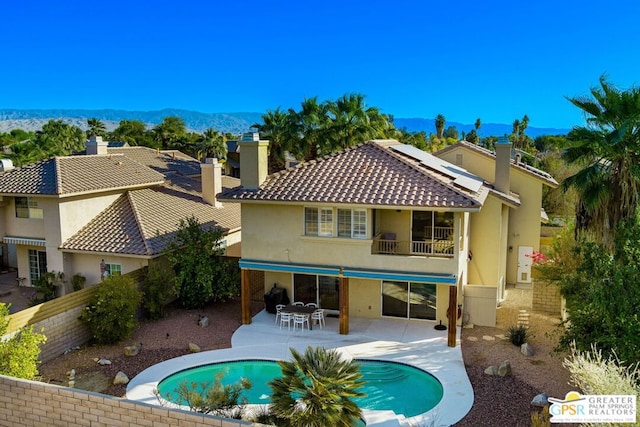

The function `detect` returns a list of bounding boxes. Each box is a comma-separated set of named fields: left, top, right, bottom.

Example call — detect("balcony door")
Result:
left=293, top=274, right=340, bottom=312
left=411, top=211, right=454, bottom=253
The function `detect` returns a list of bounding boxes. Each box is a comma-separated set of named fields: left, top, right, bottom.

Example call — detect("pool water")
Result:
left=158, top=359, right=443, bottom=418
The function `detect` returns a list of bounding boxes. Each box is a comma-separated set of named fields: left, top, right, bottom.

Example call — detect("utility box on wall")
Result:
left=463, top=285, right=498, bottom=327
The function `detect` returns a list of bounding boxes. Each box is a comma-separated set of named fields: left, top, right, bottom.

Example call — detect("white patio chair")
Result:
left=274, top=304, right=286, bottom=325
left=305, top=302, right=318, bottom=308
left=293, top=313, right=309, bottom=332
left=279, top=312, right=293, bottom=330
left=311, top=309, right=325, bottom=329
left=292, top=301, right=304, bottom=306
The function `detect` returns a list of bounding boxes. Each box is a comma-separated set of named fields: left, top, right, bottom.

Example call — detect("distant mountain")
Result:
left=392, top=118, right=570, bottom=139
left=0, top=108, right=570, bottom=138
left=0, top=109, right=263, bottom=134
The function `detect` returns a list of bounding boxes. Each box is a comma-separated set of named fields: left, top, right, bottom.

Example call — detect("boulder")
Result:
left=188, top=343, right=201, bottom=353
left=521, top=343, right=534, bottom=357
left=113, top=371, right=129, bottom=385
left=124, top=345, right=139, bottom=357
left=498, top=360, right=512, bottom=377
left=484, top=366, right=498, bottom=376
left=97, top=359, right=111, bottom=366
left=531, top=393, right=549, bottom=407
left=198, top=315, right=209, bottom=327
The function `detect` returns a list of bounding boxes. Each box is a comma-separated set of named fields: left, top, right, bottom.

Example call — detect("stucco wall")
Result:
left=0, top=375, right=252, bottom=427
left=467, top=195, right=504, bottom=286
left=65, top=254, right=148, bottom=293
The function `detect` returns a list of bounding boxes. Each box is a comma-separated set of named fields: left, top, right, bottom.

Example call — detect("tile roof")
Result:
left=0, top=155, right=165, bottom=196
left=219, top=142, right=488, bottom=209
left=107, top=147, right=202, bottom=177
left=60, top=177, right=241, bottom=256
left=435, top=141, right=559, bottom=187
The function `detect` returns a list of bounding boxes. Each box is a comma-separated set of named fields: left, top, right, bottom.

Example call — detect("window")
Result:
left=28, top=249, right=47, bottom=281
left=338, top=209, right=367, bottom=238
left=381, top=281, right=436, bottom=320
left=15, top=197, right=43, bottom=219
left=306, top=207, right=367, bottom=238
left=294, top=273, right=339, bottom=310
left=104, top=263, right=121, bottom=277
left=304, top=207, right=333, bottom=237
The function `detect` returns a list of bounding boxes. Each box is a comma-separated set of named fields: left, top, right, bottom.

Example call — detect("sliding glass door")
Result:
left=293, top=274, right=340, bottom=311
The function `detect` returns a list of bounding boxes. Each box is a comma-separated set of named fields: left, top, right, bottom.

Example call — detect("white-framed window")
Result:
left=338, top=208, right=367, bottom=239
left=381, top=281, right=437, bottom=321
left=104, top=263, right=121, bottom=277
left=15, top=197, right=43, bottom=219
left=305, top=207, right=333, bottom=237
left=28, top=249, right=47, bottom=281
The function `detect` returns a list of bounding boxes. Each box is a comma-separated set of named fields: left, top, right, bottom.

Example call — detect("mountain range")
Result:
left=0, top=108, right=570, bottom=138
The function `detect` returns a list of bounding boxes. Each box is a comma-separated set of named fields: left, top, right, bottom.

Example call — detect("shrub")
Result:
left=80, top=275, right=142, bottom=344
left=0, top=303, right=47, bottom=379
left=141, top=258, right=175, bottom=319
left=30, top=271, right=64, bottom=305
left=507, top=324, right=530, bottom=346
left=71, top=273, right=86, bottom=292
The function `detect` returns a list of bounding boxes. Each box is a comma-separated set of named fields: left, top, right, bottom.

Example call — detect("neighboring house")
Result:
left=219, top=133, right=552, bottom=340
left=225, top=140, right=240, bottom=178
left=0, top=136, right=240, bottom=293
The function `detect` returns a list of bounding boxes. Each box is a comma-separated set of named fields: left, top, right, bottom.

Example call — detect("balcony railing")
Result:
left=372, top=227, right=455, bottom=257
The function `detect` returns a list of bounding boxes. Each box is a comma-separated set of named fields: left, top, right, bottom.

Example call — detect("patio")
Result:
left=127, top=309, right=473, bottom=426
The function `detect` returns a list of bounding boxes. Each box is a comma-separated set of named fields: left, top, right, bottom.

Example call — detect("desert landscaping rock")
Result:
left=531, top=392, right=549, bottom=407
left=467, top=336, right=478, bottom=341
left=124, top=345, right=139, bottom=356
left=521, top=343, right=534, bottom=356
left=97, top=359, right=111, bottom=365
left=188, top=343, right=201, bottom=353
left=498, top=360, right=512, bottom=377
left=113, top=371, right=129, bottom=385
left=198, top=315, right=209, bottom=327
left=484, top=366, right=498, bottom=375
left=482, top=335, right=495, bottom=341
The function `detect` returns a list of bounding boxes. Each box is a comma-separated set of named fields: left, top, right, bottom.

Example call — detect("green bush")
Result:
left=507, top=324, right=530, bottom=346
left=80, top=275, right=142, bottom=344
left=141, top=258, right=175, bottom=319
left=166, top=373, right=251, bottom=417
left=0, top=303, right=47, bottom=379
left=30, top=271, right=64, bottom=305
left=71, top=273, right=86, bottom=292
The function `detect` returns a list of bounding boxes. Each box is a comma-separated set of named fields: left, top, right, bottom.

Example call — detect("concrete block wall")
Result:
left=35, top=306, right=91, bottom=363
left=0, top=375, right=255, bottom=427
left=532, top=280, right=562, bottom=315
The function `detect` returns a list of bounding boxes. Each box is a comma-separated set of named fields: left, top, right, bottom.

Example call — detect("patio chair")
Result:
left=292, top=301, right=304, bottom=306
left=292, top=313, right=310, bottom=332
left=279, top=312, right=293, bottom=330
left=274, top=304, right=286, bottom=325
left=305, top=302, right=318, bottom=308
left=311, top=309, right=325, bottom=329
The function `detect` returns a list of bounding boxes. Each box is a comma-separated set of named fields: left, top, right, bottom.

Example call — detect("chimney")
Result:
left=494, top=136, right=512, bottom=194
left=238, top=132, right=269, bottom=189
left=201, top=158, right=222, bottom=207
left=86, top=135, right=108, bottom=155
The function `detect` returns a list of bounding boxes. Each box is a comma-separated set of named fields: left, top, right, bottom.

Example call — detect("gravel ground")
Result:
left=38, top=290, right=575, bottom=426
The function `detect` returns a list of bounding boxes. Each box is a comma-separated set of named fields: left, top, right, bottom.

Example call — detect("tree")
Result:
left=165, top=216, right=240, bottom=309
left=562, top=76, right=640, bottom=247
left=269, top=346, right=365, bottom=427
left=34, top=119, right=85, bottom=155
left=196, top=128, right=227, bottom=160
left=289, top=97, right=327, bottom=161
left=435, top=114, right=446, bottom=139
left=86, top=118, right=107, bottom=138
left=152, top=116, right=189, bottom=151
left=170, top=374, right=251, bottom=417
left=80, top=274, right=142, bottom=344
left=0, top=303, right=46, bottom=380
left=474, top=117, right=482, bottom=133
left=253, top=108, right=293, bottom=173
left=465, top=129, right=479, bottom=144
left=443, top=125, right=459, bottom=140
left=109, top=120, right=153, bottom=146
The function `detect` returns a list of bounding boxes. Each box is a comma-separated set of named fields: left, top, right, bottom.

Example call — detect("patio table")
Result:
left=282, top=305, right=316, bottom=330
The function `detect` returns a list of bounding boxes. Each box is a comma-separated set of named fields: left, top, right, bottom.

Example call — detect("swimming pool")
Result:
left=157, top=359, right=443, bottom=418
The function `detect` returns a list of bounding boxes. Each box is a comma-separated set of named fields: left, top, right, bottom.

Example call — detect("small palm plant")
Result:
left=269, top=346, right=365, bottom=427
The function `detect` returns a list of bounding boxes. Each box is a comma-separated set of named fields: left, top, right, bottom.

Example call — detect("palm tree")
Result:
left=435, top=114, right=446, bottom=139
left=474, top=117, right=482, bottom=133
left=87, top=118, right=107, bottom=138
left=269, top=346, right=365, bottom=427
left=197, top=128, right=227, bottom=160
left=563, top=76, right=640, bottom=248
left=290, top=97, right=328, bottom=161
left=253, top=108, right=292, bottom=173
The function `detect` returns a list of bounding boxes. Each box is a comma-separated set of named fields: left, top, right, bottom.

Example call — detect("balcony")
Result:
left=372, top=226, right=455, bottom=257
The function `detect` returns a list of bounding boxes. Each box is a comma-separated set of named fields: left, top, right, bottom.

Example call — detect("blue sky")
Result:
left=1, top=0, right=638, bottom=129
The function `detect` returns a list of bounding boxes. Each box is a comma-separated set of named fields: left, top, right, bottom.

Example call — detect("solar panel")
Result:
left=390, top=144, right=484, bottom=193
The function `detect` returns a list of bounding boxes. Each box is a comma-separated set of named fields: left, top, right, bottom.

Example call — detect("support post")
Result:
left=447, top=285, right=457, bottom=347
left=241, top=269, right=252, bottom=325
left=339, top=277, right=349, bottom=335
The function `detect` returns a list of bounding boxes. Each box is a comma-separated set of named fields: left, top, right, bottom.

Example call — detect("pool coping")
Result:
left=127, top=310, right=473, bottom=426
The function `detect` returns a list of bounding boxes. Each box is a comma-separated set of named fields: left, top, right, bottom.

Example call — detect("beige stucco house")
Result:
left=0, top=137, right=241, bottom=293
left=219, top=133, right=555, bottom=339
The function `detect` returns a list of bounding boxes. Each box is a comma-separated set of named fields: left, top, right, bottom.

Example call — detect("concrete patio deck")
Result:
left=127, top=310, right=473, bottom=426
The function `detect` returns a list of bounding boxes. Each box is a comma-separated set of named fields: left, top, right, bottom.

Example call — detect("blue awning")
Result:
left=239, top=259, right=456, bottom=285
